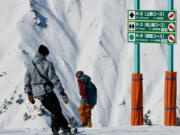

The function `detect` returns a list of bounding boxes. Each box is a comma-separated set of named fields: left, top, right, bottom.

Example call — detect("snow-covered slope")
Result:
left=1, top=126, right=180, bottom=135
left=0, top=0, right=180, bottom=130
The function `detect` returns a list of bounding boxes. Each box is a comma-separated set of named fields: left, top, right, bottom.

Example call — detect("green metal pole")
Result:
left=134, top=0, right=140, bottom=73
left=168, top=0, right=174, bottom=72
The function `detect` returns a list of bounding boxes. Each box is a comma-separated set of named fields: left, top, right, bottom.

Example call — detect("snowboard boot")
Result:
left=85, top=119, right=92, bottom=127
left=58, top=127, right=78, bottom=135
left=58, top=128, right=65, bottom=135
left=68, top=127, right=78, bottom=134
left=52, top=131, right=59, bottom=135
left=52, top=128, right=60, bottom=135
left=79, top=123, right=87, bottom=127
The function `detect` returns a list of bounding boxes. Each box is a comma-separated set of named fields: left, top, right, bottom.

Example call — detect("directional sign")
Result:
left=127, top=10, right=177, bottom=44
left=128, top=22, right=176, bottom=32
left=128, top=10, right=176, bottom=21
left=128, top=33, right=176, bottom=44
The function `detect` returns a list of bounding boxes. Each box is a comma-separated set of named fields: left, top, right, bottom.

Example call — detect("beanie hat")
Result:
left=38, top=45, right=49, bottom=56
left=76, top=71, right=84, bottom=78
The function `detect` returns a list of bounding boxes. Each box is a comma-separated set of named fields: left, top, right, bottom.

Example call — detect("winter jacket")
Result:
left=78, top=75, right=97, bottom=105
left=24, top=52, right=64, bottom=98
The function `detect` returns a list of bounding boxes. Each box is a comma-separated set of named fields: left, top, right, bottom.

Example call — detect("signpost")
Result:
left=164, top=0, right=177, bottom=126
left=131, top=0, right=143, bottom=126
left=130, top=0, right=177, bottom=127
left=127, top=10, right=177, bottom=44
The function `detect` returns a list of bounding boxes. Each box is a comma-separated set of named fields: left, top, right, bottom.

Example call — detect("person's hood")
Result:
left=79, top=75, right=91, bottom=81
left=33, top=52, right=47, bottom=64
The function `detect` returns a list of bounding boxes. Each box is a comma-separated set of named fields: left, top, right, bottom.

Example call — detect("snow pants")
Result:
left=78, top=104, right=93, bottom=126
left=40, top=92, right=68, bottom=133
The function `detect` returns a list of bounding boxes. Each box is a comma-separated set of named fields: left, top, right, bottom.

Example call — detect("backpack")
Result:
left=83, top=78, right=97, bottom=105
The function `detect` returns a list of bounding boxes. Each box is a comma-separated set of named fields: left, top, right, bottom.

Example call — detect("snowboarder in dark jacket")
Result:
left=75, top=71, right=97, bottom=127
left=24, top=45, right=76, bottom=135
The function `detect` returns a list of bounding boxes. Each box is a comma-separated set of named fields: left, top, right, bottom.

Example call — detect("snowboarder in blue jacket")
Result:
left=76, top=71, right=97, bottom=127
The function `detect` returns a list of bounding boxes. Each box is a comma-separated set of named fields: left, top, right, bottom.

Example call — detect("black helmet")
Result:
left=38, top=45, right=49, bottom=56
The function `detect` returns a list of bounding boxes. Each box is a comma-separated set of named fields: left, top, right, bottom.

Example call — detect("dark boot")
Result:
left=67, top=127, right=78, bottom=134
left=52, top=129, right=59, bottom=135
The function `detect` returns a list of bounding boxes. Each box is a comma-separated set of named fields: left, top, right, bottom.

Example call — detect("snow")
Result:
left=0, top=126, right=180, bottom=135
left=0, top=0, right=180, bottom=134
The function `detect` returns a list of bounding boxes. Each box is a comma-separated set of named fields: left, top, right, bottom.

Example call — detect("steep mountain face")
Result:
left=0, top=0, right=180, bottom=129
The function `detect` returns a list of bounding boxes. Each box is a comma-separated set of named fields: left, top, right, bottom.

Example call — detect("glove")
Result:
left=62, top=95, right=69, bottom=104
left=60, top=89, right=67, bottom=96
left=28, top=94, right=35, bottom=104
left=60, top=90, right=68, bottom=104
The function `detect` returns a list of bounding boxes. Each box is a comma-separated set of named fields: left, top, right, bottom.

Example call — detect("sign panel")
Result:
left=128, top=10, right=176, bottom=21
left=127, top=10, right=177, bottom=44
left=128, top=33, right=176, bottom=44
left=128, top=22, right=176, bottom=33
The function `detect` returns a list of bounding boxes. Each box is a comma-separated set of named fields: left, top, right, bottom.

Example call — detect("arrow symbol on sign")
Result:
left=168, top=12, right=175, bottom=20
left=169, top=13, right=174, bottom=19
left=168, top=23, right=175, bottom=32
left=168, top=35, right=175, bottom=43
left=169, top=36, right=174, bottom=41
left=169, top=25, right=174, bottom=30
